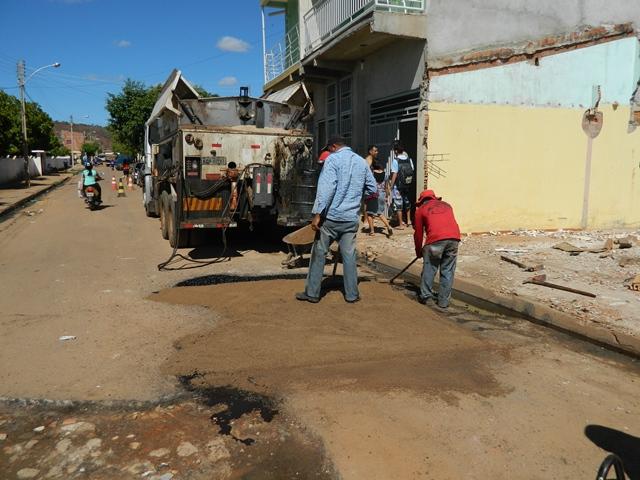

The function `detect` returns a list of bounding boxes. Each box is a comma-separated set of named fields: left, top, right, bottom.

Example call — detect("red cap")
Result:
left=318, top=150, right=331, bottom=163
left=417, top=189, right=441, bottom=203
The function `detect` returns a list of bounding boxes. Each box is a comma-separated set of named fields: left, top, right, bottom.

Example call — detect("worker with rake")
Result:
left=414, top=189, right=461, bottom=309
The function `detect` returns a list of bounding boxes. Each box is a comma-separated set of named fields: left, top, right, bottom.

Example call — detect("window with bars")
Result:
left=339, top=76, right=352, bottom=143
left=324, top=77, right=352, bottom=143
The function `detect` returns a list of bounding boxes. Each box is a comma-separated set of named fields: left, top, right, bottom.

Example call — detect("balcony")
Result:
left=303, top=0, right=425, bottom=55
left=264, top=24, right=301, bottom=83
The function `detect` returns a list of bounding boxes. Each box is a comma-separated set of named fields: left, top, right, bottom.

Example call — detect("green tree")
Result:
left=0, top=91, right=22, bottom=154
left=50, top=145, right=70, bottom=156
left=192, top=84, right=218, bottom=98
left=82, top=141, right=101, bottom=156
left=0, top=91, right=61, bottom=155
left=106, top=79, right=162, bottom=156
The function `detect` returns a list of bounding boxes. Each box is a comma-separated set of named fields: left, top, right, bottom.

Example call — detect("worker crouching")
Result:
left=413, top=189, right=461, bottom=309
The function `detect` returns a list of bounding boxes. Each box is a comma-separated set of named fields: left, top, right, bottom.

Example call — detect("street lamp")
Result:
left=17, top=60, right=61, bottom=188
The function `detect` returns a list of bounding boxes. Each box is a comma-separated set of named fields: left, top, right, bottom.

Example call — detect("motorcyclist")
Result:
left=82, top=162, right=102, bottom=203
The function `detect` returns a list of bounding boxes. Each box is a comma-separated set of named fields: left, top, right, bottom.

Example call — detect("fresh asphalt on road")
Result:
left=0, top=176, right=639, bottom=479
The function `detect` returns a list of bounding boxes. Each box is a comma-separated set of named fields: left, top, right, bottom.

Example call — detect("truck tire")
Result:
left=144, top=192, right=157, bottom=218
left=167, top=197, right=191, bottom=248
left=159, top=192, right=170, bottom=240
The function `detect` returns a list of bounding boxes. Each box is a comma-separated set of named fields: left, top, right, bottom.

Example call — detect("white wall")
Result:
left=0, top=157, right=40, bottom=185
left=426, top=0, right=640, bottom=60
left=0, top=156, right=70, bottom=185
left=46, top=156, right=71, bottom=172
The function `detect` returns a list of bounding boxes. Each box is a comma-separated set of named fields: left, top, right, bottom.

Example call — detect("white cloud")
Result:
left=218, top=76, right=238, bottom=87
left=216, top=36, right=250, bottom=53
left=115, top=40, right=131, bottom=48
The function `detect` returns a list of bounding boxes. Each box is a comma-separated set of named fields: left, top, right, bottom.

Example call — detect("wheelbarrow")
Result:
left=281, top=223, right=342, bottom=276
left=281, top=224, right=315, bottom=269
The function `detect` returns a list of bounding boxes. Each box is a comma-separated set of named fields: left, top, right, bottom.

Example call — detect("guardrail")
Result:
left=265, top=25, right=300, bottom=83
left=303, top=0, right=425, bottom=54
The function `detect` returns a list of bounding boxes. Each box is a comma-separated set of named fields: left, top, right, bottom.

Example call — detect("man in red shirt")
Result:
left=413, top=189, right=461, bottom=308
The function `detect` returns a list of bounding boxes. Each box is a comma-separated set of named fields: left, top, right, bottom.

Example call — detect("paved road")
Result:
left=0, top=176, right=639, bottom=479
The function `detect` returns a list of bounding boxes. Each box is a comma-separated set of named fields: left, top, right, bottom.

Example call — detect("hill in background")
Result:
left=53, top=121, right=113, bottom=153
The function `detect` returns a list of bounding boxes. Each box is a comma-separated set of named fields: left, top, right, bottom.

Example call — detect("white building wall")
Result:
left=425, top=0, right=640, bottom=60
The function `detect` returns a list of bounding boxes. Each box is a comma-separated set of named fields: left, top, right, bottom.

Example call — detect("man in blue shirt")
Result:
left=296, top=136, right=377, bottom=303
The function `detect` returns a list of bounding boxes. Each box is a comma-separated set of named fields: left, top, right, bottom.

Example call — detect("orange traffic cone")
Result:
left=127, top=176, right=133, bottom=191
left=111, top=176, right=117, bottom=191
left=117, top=178, right=126, bottom=197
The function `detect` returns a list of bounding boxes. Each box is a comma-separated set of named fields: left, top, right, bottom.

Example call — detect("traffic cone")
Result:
left=117, top=178, right=126, bottom=197
left=128, top=176, right=133, bottom=191
left=111, top=176, right=117, bottom=191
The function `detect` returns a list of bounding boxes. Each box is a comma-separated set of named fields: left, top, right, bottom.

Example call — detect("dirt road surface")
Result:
left=1, top=178, right=639, bottom=479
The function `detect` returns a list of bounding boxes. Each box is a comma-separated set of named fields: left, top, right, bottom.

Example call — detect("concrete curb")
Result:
left=367, top=253, right=640, bottom=359
left=0, top=174, right=72, bottom=219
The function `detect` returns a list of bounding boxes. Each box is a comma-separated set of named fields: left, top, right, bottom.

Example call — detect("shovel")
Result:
left=379, top=257, right=420, bottom=285
left=523, top=274, right=596, bottom=298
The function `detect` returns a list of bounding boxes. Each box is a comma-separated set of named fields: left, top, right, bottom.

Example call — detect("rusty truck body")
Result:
left=143, top=70, right=317, bottom=248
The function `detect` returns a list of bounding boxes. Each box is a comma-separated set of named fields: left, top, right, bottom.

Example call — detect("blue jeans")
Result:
left=305, top=218, right=360, bottom=301
left=420, top=239, right=459, bottom=307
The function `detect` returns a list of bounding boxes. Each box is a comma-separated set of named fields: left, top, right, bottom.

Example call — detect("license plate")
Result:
left=86, top=192, right=94, bottom=197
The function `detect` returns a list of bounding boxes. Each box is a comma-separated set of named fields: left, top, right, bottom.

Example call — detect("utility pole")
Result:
left=16, top=60, right=61, bottom=184
left=17, top=60, right=30, bottom=188
left=70, top=115, right=74, bottom=166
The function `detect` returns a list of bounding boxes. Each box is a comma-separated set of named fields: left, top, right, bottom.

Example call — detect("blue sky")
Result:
left=0, top=0, right=285, bottom=126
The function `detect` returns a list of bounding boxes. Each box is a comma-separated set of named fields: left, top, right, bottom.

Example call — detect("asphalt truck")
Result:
left=143, top=70, right=318, bottom=248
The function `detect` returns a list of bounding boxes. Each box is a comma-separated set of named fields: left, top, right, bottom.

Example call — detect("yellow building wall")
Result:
left=427, top=102, right=640, bottom=233
left=588, top=105, right=640, bottom=228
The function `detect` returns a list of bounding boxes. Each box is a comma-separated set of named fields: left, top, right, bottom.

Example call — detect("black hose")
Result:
left=596, top=454, right=626, bottom=480
left=156, top=162, right=268, bottom=271
left=157, top=166, right=230, bottom=271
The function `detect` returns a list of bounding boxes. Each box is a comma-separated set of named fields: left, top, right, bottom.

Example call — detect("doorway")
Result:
left=368, top=90, right=420, bottom=168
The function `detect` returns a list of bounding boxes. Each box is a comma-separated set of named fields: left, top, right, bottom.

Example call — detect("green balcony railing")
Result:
left=265, top=24, right=301, bottom=83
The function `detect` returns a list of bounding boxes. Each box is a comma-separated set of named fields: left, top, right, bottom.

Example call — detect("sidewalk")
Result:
left=358, top=226, right=640, bottom=357
left=0, top=172, right=75, bottom=218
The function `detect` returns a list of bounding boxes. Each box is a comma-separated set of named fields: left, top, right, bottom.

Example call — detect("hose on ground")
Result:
left=156, top=162, right=264, bottom=271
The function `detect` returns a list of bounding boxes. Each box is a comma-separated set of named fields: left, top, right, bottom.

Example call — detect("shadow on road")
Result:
left=585, top=424, right=640, bottom=479
left=188, top=244, right=243, bottom=260
left=319, top=274, right=373, bottom=299
left=86, top=204, right=114, bottom=211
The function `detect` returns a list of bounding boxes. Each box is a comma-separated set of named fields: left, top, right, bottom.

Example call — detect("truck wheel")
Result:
left=144, top=192, right=157, bottom=218
left=167, top=198, right=191, bottom=248
left=160, top=192, right=170, bottom=239
left=169, top=228, right=191, bottom=249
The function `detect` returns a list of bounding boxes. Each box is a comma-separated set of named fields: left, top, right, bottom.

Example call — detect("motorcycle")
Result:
left=83, top=185, right=102, bottom=210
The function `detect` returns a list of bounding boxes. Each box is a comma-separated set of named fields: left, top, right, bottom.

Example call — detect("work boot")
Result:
left=418, top=296, right=433, bottom=305
left=295, top=292, right=320, bottom=304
